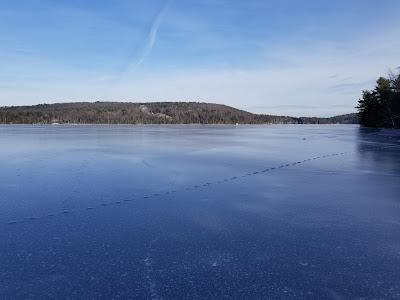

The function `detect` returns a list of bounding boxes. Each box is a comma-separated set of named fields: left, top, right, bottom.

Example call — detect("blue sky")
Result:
left=1, top=0, right=399, bottom=116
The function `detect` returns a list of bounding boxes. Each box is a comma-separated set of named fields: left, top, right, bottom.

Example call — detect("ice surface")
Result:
left=0, top=125, right=399, bottom=299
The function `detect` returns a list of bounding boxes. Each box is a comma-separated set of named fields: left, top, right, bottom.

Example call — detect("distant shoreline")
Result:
left=0, top=101, right=358, bottom=125
left=0, top=123, right=359, bottom=126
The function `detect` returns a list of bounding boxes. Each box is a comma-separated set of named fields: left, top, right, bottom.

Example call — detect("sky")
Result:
left=0, top=0, right=399, bottom=117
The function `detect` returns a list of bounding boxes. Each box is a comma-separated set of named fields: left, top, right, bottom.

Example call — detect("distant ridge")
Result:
left=0, top=102, right=358, bottom=125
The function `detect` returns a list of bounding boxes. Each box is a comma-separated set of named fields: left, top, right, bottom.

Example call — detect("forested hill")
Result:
left=0, top=102, right=358, bottom=125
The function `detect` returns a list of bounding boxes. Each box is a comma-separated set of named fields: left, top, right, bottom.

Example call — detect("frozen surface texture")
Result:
left=0, top=125, right=399, bottom=299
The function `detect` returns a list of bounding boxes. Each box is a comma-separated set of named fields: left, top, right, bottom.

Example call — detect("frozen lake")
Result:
left=0, top=124, right=399, bottom=299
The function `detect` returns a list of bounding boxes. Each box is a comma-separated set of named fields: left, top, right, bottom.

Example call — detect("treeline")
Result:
left=299, top=113, right=358, bottom=125
left=357, top=72, right=400, bottom=128
left=0, top=102, right=357, bottom=125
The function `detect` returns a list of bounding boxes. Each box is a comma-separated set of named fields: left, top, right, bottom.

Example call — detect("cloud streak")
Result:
left=104, top=0, right=170, bottom=98
left=136, top=0, right=170, bottom=67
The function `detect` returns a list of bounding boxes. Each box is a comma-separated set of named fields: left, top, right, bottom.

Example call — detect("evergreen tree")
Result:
left=357, top=72, right=400, bottom=128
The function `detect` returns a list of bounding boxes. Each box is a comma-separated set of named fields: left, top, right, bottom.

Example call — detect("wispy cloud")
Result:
left=330, top=80, right=375, bottom=93
left=102, top=1, right=171, bottom=99
left=106, top=0, right=170, bottom=94
left=136, top=0, right=170, bottom=67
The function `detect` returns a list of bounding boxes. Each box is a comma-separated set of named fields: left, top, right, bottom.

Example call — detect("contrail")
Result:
left=104, top=0, right=170, bottom=99
left=136, top=0, right=170, bottom=67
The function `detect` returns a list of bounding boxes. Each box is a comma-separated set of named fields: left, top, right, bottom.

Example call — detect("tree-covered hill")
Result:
left=0, top=102, right=357, bottom=125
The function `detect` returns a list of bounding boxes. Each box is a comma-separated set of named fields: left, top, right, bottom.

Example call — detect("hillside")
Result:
left=0, top=102, right=358, bottom=125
